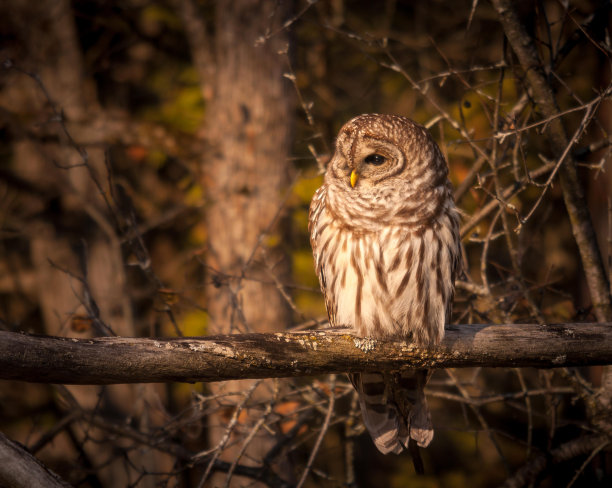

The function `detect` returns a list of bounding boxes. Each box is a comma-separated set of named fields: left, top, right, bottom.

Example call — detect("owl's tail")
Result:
left=349, top=370, right=433, bottom=455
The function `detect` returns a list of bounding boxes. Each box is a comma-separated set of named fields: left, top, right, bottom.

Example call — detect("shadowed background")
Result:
left=0, top=1, right=611, bottom=487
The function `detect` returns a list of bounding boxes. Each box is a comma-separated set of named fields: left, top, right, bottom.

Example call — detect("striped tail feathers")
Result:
left=394, top=370, right=434, bottom=448
left=350, top=372, right=408, bottom=455
left=349, top=370, right=433, bottom=455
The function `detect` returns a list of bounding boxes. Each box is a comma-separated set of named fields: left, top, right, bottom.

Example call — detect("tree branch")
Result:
left=492, top=0, right=612, bottom=323
left=1, top=323, right=611, bottom=384
left=0, top=432, right=71, bottom=488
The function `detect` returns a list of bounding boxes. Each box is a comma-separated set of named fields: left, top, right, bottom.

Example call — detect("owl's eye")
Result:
left=364, top=154, right=386, bottom=165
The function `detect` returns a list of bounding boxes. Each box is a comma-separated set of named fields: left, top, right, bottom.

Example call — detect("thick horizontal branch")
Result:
left=1, top=323, right=611, bottom=384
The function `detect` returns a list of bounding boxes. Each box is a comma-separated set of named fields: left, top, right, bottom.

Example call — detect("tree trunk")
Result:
left=204, top=1, right=293, bottom=336
left=201, top=0, right=294, bottom=484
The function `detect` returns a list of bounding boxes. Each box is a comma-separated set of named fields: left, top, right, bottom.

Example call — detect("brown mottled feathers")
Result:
left=309, top=114, right=460, bottom=455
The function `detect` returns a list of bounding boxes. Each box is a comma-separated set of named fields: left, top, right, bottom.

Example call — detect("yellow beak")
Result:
left=350, top=170, right=359, bottom=188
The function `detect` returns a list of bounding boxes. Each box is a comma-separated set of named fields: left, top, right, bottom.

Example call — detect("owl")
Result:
left=309, top=114, right=460, bottom=455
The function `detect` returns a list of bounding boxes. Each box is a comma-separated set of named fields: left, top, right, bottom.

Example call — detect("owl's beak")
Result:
left=350, top=169, right=359, bottom=188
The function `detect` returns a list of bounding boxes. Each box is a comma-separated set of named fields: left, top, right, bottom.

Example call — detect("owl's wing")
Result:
left=308, top=186, right=337, bottom=327
left=350, top=370, right=433, bottom=455
left=446, top=204, right=463, bottom=324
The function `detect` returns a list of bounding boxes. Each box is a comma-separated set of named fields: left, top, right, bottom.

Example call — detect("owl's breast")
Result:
left=311, top=198, right=456, bottom=345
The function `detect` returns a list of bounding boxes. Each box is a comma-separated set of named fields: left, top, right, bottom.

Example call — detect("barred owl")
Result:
left=309, top=114, right=460, bottom=455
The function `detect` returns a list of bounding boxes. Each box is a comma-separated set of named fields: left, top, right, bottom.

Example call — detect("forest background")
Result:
left=1, top=1, right=612, bottom=487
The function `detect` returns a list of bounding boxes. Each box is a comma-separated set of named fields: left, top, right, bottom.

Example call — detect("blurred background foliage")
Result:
left=0, top=0, right=611, bottom=487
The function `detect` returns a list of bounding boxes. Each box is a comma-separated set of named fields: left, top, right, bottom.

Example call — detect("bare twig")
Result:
left=296, top=375, right=336, bottom=488
left=493, top=0, right=612, bottom=323
left=447, top=369, right=510, bottom=474
left=499, top=434, right=609, bottom=488
left=197, top=380, right=263, bottom=486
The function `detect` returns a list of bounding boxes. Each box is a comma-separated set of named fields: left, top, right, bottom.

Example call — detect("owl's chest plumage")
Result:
left=309, top=185, right=457, bottom=345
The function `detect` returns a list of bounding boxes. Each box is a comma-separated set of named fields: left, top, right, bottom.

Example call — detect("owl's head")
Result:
left=327, top=114, right=447, bottom=193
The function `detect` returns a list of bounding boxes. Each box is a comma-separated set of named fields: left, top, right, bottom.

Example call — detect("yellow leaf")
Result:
left=181, top=310, right=208, bottom=336
left=293, top=175, right=323, bottom=203
left=184, top=183, right=203, bottom=205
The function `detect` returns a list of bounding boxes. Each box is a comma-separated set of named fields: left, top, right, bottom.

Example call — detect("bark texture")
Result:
left=204, top=0, right=293, bottom=335
left=198, top=1, right=295, bottom=484
left=1, top=323, right=611, bottom=384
